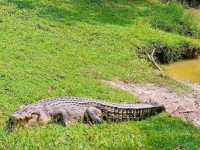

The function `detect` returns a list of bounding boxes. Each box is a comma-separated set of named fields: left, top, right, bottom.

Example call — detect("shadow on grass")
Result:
left=5, top=0, right=152, bottom=25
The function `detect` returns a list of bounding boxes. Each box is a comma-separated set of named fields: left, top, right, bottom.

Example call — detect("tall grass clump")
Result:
left=150, top=1, right=200, bottom=37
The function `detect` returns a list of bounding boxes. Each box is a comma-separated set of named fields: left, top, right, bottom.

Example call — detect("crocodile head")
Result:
left=7, top=105, right=40, bottom=131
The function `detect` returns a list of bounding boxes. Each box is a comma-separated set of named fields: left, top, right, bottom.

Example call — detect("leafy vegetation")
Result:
left=150, top=1, right=200, bottom=37
left=0, top=0, right=200, bottom=149
left=140, top=41, right=200, bottom=63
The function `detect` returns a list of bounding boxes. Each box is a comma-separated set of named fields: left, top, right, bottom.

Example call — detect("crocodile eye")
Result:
left=24, top=113, right=40, bottom=126
left=31, top=113, right=39, bottom=119
left=31, top=112, right=39, bottom=117
left=30, top=113, right=40, bottom=121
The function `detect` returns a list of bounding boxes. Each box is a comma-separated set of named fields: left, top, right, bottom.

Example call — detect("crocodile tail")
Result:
left=103, top=104, right=165, bottom=122
left=136, top=105, right=165, bottom=120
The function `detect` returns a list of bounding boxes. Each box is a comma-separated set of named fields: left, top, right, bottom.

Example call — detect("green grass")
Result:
left=0, top=0, right=200, bottom=149
left=1, top=114, right=200, bottom=150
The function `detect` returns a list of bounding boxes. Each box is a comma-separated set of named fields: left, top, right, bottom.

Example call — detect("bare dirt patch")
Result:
left=103, top=80, right=200, bottom=127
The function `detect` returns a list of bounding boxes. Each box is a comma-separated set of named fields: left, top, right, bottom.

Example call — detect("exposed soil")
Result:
left=103, top=80, right=200, bottom=127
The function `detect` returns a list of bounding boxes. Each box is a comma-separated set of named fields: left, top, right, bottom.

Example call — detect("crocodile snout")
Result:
left=7, top=113, right=28, bottom=131
left=6, top=116, right=18, bottom=131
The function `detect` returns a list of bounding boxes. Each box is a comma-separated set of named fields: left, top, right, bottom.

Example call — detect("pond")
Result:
left=161, top=57, right=200, bottom=83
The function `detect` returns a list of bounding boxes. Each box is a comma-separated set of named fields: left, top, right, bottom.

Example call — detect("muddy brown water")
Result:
left=161, top=57, right=200, bottom=83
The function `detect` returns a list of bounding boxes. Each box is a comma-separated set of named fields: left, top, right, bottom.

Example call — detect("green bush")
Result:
left=150, top=1, right=200, bottom=37
left=141, top=42, right=200, bottom=64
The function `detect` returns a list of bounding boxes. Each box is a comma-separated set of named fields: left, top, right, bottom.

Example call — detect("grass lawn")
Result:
left=0, top=0, right=200, bottom=149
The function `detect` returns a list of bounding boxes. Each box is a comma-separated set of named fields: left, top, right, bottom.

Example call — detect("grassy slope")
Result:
left=190, top=8, right=200, bottom=27
left=0, top=0, right=200, bottom=149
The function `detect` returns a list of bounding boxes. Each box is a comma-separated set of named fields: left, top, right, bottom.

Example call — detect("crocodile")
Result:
left=7, top=96, right=165, bottom=131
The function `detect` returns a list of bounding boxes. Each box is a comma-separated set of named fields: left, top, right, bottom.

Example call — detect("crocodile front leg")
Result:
left=51, top=109, right=70, bottom=126
left=84, top=107, right=103, bottom=124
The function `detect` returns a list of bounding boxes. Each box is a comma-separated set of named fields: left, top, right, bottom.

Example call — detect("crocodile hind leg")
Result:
left=84, top=107, right=103, bottom=124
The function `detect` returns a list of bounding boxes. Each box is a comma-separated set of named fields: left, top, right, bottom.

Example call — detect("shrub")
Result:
left=139, top=42, right=200, bottom=64
left=150, top=1, right=200, bottom=37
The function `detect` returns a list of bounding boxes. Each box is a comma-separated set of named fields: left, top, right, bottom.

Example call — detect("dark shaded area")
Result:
left=5, top=0, right=151, bottom=26
left=184, top=0, right=200, bottom=7
left=139, top=42, right=200, bottom=64
left=165, top=0, right=200, bottom=7
left=153, top=42, right=200, bottom=64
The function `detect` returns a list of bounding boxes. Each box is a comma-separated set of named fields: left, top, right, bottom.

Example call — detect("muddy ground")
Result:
left=103, top=80, right=200, bottom=127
